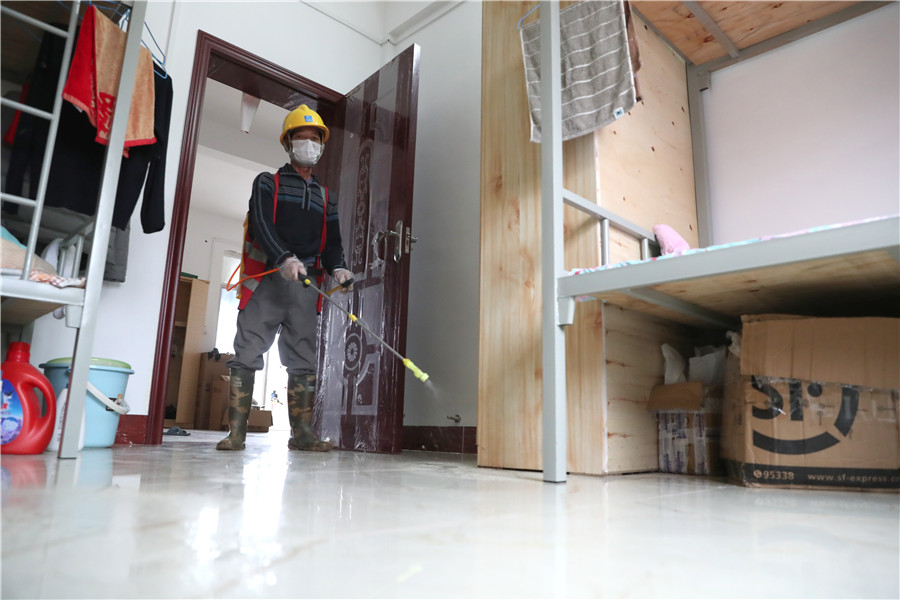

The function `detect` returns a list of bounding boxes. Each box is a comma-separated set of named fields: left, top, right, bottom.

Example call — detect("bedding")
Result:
left=1, top=226, right=86, bottom=289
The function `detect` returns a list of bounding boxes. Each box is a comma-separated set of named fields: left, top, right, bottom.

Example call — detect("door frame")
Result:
left=138, top=31, right=342, bottom=444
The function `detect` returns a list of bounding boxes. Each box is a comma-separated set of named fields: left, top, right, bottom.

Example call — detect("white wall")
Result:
left=387, top=2, right=481, bottom=426
left=29, top=1, right=483, bottom=431
left=703, top=3, right=900, bottom=244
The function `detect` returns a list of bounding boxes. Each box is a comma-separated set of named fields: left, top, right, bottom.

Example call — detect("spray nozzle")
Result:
left=403, top=358, right=429, bottom=382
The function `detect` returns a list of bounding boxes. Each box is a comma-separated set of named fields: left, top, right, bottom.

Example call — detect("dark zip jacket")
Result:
left=248, top=163, right=348, bottom=274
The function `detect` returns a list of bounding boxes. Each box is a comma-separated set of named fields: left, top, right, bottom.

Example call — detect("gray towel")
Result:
left=521, top=0, right=636, bottom=143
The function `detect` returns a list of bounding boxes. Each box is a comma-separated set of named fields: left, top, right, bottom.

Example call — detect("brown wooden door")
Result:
left=316, top=45, right=421, bottom=453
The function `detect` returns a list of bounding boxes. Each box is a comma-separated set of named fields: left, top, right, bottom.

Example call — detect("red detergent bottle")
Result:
left=1, top=342, right=57, bottom=455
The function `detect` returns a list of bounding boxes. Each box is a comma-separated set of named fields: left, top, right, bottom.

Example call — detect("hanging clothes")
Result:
left=520, top=0, right=639, bottom=143
left=3, top=16, right=173, bottom=288
left=3, top=26, right=68, bottom=201
left=44, top=68, right=171, bottom=233
left=62, top=4, right=156, bottom=154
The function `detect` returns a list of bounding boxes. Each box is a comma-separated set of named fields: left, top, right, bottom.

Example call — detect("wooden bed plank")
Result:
left=594, top=10, right=697, bottom=263
left=478, top=1, right=604, bottom=473
left=0, top=297, right=64, bottom=326
left=651, top=248, right=900, bottom=318
left=632, top=1, right=860, bottom=66
left=568, top=247, right=899, bottom=328
left=603, top=305, right=704, bottom=474
left=700, top=1, right=859, bottom=55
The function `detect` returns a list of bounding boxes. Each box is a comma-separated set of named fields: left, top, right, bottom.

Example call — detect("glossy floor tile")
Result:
left=2, top=429, right=898, bottom=599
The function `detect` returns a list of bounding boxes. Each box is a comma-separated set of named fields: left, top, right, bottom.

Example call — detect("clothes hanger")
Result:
left=118, top=7, right=168, bottom=79
left=517, top=4, right=539, bottom=31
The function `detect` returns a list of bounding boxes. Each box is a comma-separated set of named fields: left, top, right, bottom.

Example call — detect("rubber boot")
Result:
left=287, top=373, right=333, bottom=452
left=216, top=368, right=254, bottom=451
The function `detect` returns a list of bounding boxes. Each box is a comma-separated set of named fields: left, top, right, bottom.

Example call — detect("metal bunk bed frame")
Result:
left=0, top=0, right=148, bottom=458
left=537, top=1, right=900, bottom=484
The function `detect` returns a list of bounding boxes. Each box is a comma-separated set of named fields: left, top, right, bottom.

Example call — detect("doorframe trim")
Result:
left=143, top=31, right=341, bottom=445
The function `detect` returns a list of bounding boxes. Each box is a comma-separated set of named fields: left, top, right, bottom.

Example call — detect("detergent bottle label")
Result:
left=1, top=379, right=25, bottom=445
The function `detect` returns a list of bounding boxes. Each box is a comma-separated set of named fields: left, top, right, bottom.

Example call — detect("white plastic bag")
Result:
left=688, top=346, right=726, bottom=386
left=661, top=344, right=687, bottom=384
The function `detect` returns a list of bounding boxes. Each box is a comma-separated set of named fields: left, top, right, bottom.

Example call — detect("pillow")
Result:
left=652, top=224, right=690, bottom=256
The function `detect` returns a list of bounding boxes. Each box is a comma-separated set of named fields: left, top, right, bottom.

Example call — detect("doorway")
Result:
left=146, top=32, right=342, bottom=444
left=144, top=33, right=421, bottom=449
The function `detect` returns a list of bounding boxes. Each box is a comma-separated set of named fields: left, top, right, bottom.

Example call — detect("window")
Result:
left=214, top=252, right=242, bottom=353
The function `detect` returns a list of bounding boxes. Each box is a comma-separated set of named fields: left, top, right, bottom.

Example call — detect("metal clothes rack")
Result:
left=0, top=0, right=149, bottom=458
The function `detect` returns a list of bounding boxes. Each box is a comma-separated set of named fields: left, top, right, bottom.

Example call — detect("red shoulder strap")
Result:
left=319, top=186, right=328, bottom=253
left=272, top=172, right=280, bottom=222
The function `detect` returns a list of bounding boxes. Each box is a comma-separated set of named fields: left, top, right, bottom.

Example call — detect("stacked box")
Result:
left=195, top=353, right=234, bottom=430
left=648, top=382, right=723, bottom=475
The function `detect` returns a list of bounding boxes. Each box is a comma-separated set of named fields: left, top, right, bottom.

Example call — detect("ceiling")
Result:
left=193, top=79, right=289, bottom=222
left=631, top=1, right=881, bottom=67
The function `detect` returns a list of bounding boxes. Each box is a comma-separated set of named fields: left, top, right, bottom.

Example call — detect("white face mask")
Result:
left=290, top=138, right=323, bottom=166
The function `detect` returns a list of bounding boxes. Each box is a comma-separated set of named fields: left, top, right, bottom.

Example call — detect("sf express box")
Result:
left=722, top=315, right=900, bottom=490
left=648, top=382, right=723, bottom=476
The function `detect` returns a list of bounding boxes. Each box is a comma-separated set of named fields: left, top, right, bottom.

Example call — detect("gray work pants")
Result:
left=227, top=274, right=319, bottom=376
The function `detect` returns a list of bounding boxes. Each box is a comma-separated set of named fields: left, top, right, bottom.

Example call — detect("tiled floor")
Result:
left=2, top=429, right=898, bottom=599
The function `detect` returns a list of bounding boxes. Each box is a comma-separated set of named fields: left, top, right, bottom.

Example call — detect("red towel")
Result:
left=62, top=5, right=156, bottom=155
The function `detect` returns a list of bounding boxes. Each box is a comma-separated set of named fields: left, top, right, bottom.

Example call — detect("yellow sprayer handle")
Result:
left=403, top=358, right=430, bottom=382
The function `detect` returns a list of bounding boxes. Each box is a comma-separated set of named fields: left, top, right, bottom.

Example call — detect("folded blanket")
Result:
left=62, top=5, right=155, bottom=154
left=521, top=0, right=637, bottom=142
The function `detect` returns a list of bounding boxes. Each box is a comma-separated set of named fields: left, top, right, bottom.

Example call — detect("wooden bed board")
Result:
left=631, top=1, right=861, bottom=66
left=559, top=217, right=900, bottom=327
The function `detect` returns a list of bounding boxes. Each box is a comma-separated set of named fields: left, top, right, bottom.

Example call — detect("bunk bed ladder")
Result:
left=538, top=2, right=664, bottom=483
left=0, top=1, right=150, bottom=459
left=0, top=3, right=82, bottom=280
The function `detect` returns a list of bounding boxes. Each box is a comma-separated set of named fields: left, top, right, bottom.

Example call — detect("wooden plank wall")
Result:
left=603, top=306, right=701, bottom=473
left=592, top=5, right=702, bottom=474
left=479, top=1, right=603, bottom=472
left=596, top=13, right=698, bottom=264
left=478, top=2, right=699, bottom=475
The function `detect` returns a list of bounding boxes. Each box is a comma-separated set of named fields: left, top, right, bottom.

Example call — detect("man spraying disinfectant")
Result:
left=220, top=105, right=429, bottom=452
left=218, top=105, right=353, bottom=452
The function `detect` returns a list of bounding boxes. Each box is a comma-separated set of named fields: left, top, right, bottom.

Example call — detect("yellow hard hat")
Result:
left=281, top=104, right=329, bottom=144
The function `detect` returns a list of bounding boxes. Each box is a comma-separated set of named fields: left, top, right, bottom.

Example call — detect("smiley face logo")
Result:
left=751, top=377, right=858, bottom=455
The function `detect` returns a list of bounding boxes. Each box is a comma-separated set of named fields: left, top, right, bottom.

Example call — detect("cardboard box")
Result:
left=195, top=353, right=234, bottom=430
left=648, top=382, right=723, bottom=475
left=209, top=375, right=231, bottom=431
left=210, top=376, right=273, bottom=433
left=723, top=315, right=900, bottom=490
left=247, top=408, right=273, bottom=433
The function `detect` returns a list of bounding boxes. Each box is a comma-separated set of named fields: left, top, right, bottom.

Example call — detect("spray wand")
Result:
left=302, top=276, right=430, bottom=383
